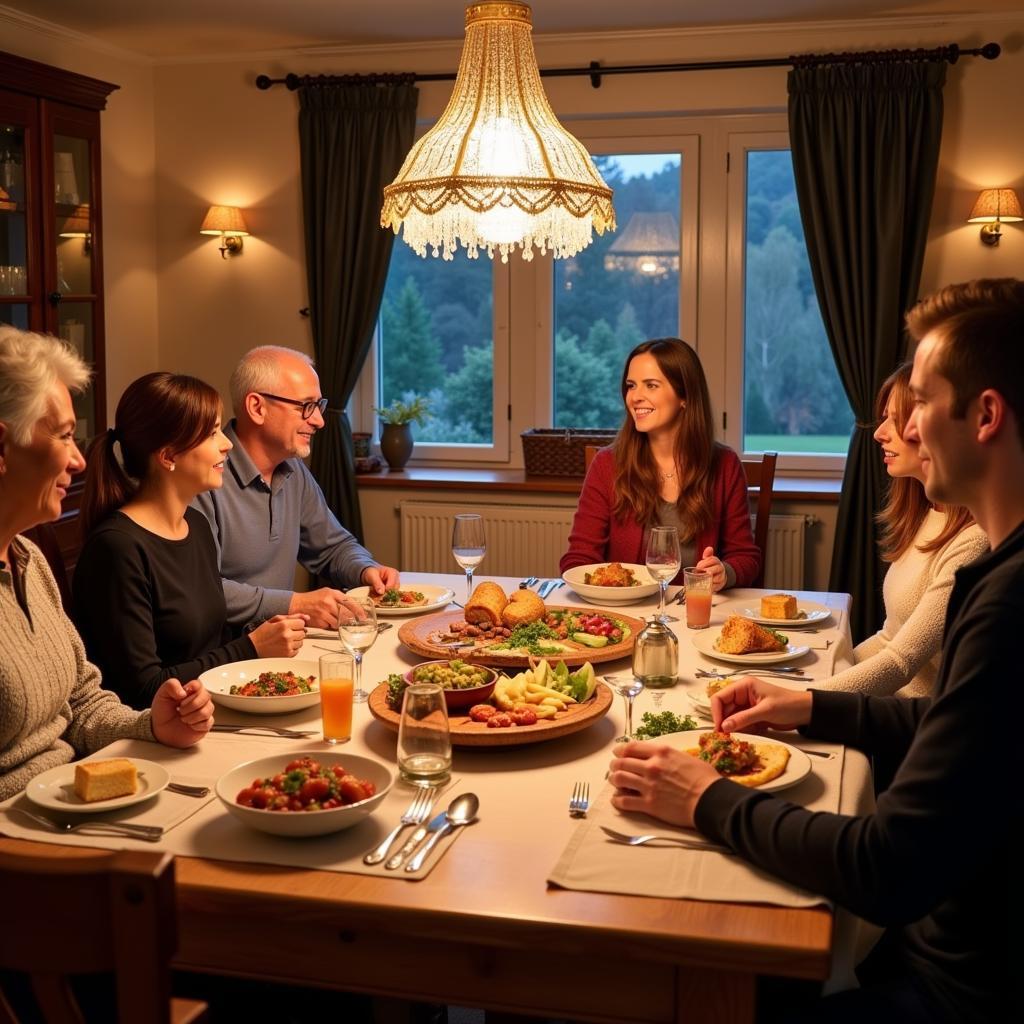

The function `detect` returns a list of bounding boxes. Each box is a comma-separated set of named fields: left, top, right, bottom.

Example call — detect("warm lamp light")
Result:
left=381, top=2, right=615, bottom=263
left=604, top=212, right=680, bottom=276
left=967, top=188, right=1022, bottom=247
left=59, top=203, right=92, bottom=253
left=200, top=205, right=249, bottom=258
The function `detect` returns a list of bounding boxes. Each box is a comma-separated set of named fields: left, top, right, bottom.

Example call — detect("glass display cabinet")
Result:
left=0, top=50, right=117, bottom=443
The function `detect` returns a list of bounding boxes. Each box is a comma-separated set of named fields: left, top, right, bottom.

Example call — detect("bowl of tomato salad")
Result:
left=215, top=752, right=394, bottom=836
left=199, top=659, right=322, bottom=715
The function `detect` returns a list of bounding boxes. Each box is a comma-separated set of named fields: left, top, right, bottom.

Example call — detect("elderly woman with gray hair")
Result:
left=0, top=325, right=214, bottom=800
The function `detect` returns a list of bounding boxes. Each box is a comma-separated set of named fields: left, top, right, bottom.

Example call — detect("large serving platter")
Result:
left=397, top=606, right=644, bottom=668
left=368, top=681, right=613, bottom=748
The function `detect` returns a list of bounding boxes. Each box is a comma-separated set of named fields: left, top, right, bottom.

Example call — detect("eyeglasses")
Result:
left=257, top=393, right=329, bottom=420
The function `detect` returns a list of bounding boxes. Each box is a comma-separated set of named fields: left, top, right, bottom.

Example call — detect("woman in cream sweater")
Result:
left=821, top=362, right=988, bottom=697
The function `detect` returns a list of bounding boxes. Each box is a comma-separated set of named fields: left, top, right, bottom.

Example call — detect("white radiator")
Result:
left=399, top=501, right=808, bottom=588
left=399, top=501, right=575, bottom=577
left=763, top=514, right=808, bottom=591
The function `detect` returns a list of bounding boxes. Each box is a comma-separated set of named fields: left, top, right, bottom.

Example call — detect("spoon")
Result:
left=405, top=792, right=479, bottom=873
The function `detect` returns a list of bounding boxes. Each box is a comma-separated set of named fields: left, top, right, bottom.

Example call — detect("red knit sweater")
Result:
left=559, top=444, right=761, bottom=587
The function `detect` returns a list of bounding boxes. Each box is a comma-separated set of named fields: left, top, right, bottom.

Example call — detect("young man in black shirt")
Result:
left=608, top=278, right=1024, bottom=1021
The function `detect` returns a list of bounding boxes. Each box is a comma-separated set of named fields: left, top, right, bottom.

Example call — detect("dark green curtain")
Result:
left=788, top=60, right=945, bottom=641
left=298, top=80, right=418, bottom=541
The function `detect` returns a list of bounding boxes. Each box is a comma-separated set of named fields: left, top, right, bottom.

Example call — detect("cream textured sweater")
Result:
left=821, top=511, right=989, bottom=698
left=0, top=536, right=154, bottom=800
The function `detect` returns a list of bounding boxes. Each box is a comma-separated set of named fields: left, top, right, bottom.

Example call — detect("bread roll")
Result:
left=73, top=758, right=138, bottom=802
left=464, top=581, right=508, bottom=627
left=501, top=588, right=546, bottom=628
left=761, top=593, right=797, bottom=619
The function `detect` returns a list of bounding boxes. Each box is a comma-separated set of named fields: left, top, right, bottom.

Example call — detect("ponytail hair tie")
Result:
left=107, top=427, right=119, bottom=444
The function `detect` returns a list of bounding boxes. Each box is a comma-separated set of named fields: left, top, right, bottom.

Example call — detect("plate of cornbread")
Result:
left=738, top=593, right=833, bottom=627
left=26, top=757, right=169, bottom=813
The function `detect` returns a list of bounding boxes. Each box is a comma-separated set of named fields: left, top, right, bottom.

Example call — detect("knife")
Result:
left=210, top=724, right=316, bottom=738
left=385, top=809, right=447, bottom=870
left=537, top=579, right=557, bottom=599
left=404, top=812, right=455, bottom=873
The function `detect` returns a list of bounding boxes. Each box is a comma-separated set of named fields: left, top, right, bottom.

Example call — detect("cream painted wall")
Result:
left=0, top=16, right=159, bottom=416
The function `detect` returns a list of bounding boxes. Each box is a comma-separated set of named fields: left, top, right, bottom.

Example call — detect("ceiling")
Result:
left=4, top=0, right=1019, bottom=59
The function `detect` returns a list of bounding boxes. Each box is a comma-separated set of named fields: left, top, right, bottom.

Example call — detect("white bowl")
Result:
left=199, top=658, right=321, bottom=714
left=215, top=751, right=394, bottom=837
left=561, top=563, right=661, bottom=605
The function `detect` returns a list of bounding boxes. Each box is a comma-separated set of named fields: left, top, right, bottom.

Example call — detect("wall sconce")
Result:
left=59, top=203, right=92, bottom=253
left=967, top=188, right=1022, bottom=246
left=200, top=205, right=249, bottom=258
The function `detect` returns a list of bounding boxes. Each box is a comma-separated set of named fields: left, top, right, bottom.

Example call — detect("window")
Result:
left=358, top=114, right=851, bottom=473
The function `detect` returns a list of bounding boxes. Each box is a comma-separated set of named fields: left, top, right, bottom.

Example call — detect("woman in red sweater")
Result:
left=560, top=338, right=760, bottom=590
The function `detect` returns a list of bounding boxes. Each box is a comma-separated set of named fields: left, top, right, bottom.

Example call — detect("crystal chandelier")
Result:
left=381, top=2, right=615, bottom=262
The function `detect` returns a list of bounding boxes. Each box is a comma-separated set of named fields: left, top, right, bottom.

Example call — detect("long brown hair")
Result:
left=875, top=362, right=974, bottom=561
left=80, top=372, right=220, bottom=537
left=612, top=338, right=716, bottom=539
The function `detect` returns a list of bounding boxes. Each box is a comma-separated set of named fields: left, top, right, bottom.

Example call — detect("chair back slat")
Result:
left=741, top=452, right=778, bottom=589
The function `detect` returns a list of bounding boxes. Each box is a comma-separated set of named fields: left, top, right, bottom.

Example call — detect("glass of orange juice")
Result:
left=683, top=567, right=713, bottom=629
left=319, top=653, right=355, bottom=744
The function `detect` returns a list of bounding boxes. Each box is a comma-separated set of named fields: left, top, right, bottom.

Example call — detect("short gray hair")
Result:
left=229, top=345, right=315, bottom=416
left=0, top=326, right=90, bottom=445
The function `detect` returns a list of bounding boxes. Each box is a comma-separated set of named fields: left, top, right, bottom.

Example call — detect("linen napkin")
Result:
left=548, top=736, right=847, bottom=908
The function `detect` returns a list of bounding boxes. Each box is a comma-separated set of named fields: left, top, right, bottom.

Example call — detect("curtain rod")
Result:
left=255, top=41, right=999, bottom=92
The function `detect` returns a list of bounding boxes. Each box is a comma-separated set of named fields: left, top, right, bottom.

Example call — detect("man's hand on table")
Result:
left=288, top=587, right=353, bottom=628
left=711, top=677, right=814, bottom=734
left=609, top=740, right=721, bottom=828
left=151, top=678, right=214, bottom=748
left=361, top=564, right=400, bottom=595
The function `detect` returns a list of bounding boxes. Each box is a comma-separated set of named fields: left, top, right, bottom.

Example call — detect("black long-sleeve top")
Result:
left=695, top=518, right=1024, bottom=1022
left=73, top=508, right=256, bottom=709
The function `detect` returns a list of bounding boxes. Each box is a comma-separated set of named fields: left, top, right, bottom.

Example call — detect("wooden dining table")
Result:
left=0, top=574, right=864, bottom=1024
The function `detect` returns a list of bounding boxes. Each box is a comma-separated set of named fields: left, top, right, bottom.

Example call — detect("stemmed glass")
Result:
left=646, top=526, right=681, bottom=623
left=613, top=677, right=644, bottom=743
left=451, top=513, right=486, bottom=603
left=338, top=595, right=378, bottom=704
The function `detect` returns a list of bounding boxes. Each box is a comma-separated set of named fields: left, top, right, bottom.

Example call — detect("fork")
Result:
left=210, top=724, right=316, bottom=738
left=10, top=807, right=164, bottom=841
left=599, top=825, right=729, bottom=853
left=569, top=781, right=589, bottom=818
left=166, top=781, right=211, bottom=797
left=519, top=576, right=539, bottom=589
left=363, top=788, right=435, bottom=865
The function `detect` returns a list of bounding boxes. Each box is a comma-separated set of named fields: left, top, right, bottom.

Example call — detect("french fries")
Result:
left=493, top=662, right=580, bottom=717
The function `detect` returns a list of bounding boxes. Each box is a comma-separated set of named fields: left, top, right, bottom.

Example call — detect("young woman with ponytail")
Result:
left=74, top=372, right=307, bottom=709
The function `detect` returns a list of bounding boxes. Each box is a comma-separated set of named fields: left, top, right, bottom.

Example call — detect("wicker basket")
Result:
left=521, top=428, right=617, bottom=476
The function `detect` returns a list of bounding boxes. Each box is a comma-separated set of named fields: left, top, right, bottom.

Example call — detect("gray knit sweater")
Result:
left=1, top=536, right=154, bottom=800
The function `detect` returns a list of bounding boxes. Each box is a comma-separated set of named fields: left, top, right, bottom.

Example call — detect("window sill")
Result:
left=355, top=467, right=841, bottom=502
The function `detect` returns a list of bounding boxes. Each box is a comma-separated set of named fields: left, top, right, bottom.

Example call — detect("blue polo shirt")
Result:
left=192, top=421, right=374, bottom=626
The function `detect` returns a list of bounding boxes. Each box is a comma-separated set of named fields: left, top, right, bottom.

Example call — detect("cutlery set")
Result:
left=366, top=790, right=479, bottom=872
left=519, top=577, right=563, bottom=600
left=211, top=723, right=315, bottom=738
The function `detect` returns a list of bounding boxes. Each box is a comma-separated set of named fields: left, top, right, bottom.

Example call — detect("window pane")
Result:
left=379, top=243, right=494, bottom=445
left=553, top=154, right=681, bottom=429
left=743, top=151, right=854, bottom=454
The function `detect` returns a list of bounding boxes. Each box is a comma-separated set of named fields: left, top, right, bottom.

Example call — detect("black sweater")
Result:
left=696, top=518, right=1024, bottom=1021
left=73, top=508, right=256, bottom=709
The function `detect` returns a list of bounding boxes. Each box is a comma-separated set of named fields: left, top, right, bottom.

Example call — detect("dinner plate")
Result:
left=737, top=599, right=833, bottom=627
left=560, top=563, right=661, bottom=605
left=199, top=658, right=321, bottom=714
left=346, top=584, right=456, bottom=616
left=398, top=606, right=643, bottom=668
left=26, top=758, right=170, bottom=814
left=368, top=681, right=614, bottom=747
left=690, top=628, right=810, bottom=666
left=657, top=730, right=812, bottom=793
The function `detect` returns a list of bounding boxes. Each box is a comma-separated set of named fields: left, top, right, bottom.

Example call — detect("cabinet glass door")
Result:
left=53, top=133, right=92, bottom=296
left=0, top=124, right=28, bottom=304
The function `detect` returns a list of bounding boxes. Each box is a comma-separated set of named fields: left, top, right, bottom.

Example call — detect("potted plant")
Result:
left=374, top=395, right=431, bottom=470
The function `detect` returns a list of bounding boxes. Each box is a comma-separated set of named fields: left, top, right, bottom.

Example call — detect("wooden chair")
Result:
left=0, top=848, right=207, bottom=1024
left=584, top=445, right=600, bottom=472
left=22, top=522, right=72, bottom=613
left=741, top=451, right=778, bottom=589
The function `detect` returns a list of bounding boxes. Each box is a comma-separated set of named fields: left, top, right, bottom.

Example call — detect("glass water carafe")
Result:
left=632, top=616, right=679, bottom=688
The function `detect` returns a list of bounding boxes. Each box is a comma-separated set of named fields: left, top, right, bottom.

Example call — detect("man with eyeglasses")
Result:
left=194, top=345, right=399, bottom=630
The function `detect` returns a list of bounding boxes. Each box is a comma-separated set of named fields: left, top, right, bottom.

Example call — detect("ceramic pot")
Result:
left=379, top=422, right=414, bottom=470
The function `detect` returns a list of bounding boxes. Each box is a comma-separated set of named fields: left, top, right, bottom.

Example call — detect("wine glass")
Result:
left=338, top=595, right=378, bottom=704
left=451, top=513, right=486, bottom=603
left=613, top=677, right=644, bottom=743
left=646, top=526, right=681, bottom=623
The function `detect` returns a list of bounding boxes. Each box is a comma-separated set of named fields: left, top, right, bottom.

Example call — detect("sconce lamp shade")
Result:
left=381, top=2, right=615, bottom=263
left=967, top=188, right=1022, bottom=247
left=200, top=205, right=249, bottom=257
left=59, top=203, right=91, bottom=237
left=604, top=212, right=679, bottom=275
